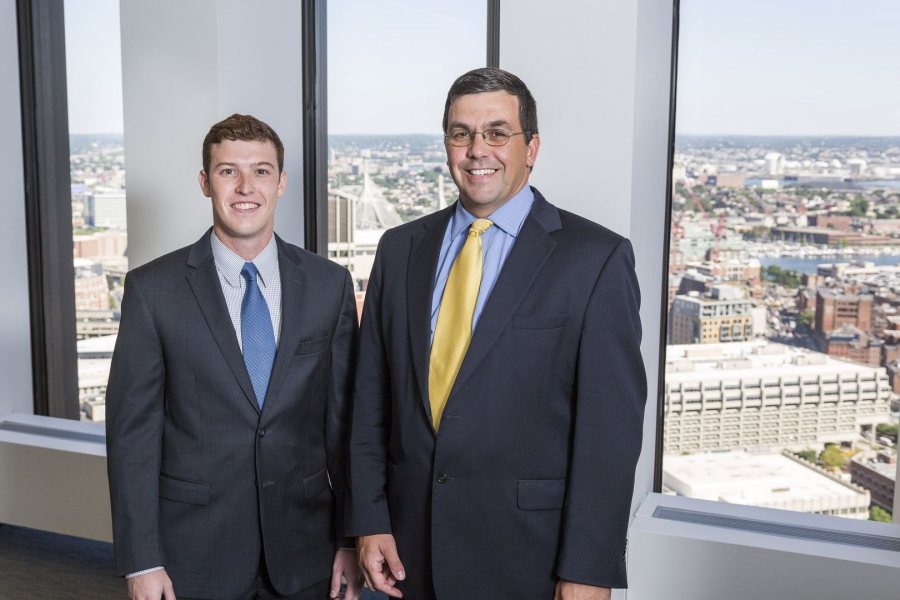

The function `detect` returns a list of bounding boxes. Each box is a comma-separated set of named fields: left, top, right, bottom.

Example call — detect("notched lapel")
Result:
left=185, top=234, right=260, bottom=413
left=449, top=196, right=560, bottom=402
left=264, top=243, right=316, bottom=414
left=407, top=208, right=454, bottom=427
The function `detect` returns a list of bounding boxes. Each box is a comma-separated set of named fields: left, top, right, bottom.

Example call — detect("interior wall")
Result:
left=499, top=0, right=670, bottom=524
left=120, top=0, right=304, bottom=269
left=0, top=0, right=36, bottom=415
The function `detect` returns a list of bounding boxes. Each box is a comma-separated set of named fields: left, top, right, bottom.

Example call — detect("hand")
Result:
left=553, top=580, right=610, bottom=600
left=330, top=548, right=364, bottom=599
left=127, top=569, right=175, bottom=600
left=357, top=534, right=406, bottom=598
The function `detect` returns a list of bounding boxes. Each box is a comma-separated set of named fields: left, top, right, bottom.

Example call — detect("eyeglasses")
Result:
left=444, top=128, right=527, bottom=147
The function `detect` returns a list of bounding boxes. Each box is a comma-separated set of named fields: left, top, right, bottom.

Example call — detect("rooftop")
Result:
left=664, top=452, right=868, bottom=509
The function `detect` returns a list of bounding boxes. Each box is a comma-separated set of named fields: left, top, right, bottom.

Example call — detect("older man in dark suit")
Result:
left=348, top=69, right=647, bottom=599
left=106, top=114, right=361, bottom=600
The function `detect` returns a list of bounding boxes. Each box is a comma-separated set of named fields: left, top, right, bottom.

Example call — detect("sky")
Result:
left=64, top=0, right=123, bottom=134
left=677, top=0, right=900, bottom=135
left=62, top=0, right=900, bottom=137
left=327, top=0, right=486, bottom=135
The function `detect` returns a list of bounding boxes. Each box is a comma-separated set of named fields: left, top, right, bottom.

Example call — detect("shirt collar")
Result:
left=450, top=184, right=535, bottom=241
left=210, top=231, right=279, bottom=289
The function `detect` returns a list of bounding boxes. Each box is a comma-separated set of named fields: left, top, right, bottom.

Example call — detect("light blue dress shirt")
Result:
left=430, top=185, right=535, bottom=339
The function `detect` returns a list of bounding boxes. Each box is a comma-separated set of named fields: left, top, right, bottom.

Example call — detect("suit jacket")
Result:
left=348, top=189, right=647, bottom=598
left=106, top=230, right=357, bottom=599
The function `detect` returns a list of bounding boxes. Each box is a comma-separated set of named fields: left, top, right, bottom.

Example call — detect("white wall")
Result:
left=120, top=0, right=305, bottom=269
left=0, top=0, right=36, bottom=415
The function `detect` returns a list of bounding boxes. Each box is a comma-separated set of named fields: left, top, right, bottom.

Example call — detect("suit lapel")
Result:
left=185, top=230, right=259, bottom=413
left=449, top=190, right=561, bottom=401
left=408, top=206, right=455, bottom=426
left=263, top=237, right=314, bottom=414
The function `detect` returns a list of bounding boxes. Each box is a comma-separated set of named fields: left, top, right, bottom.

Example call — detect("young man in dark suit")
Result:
left=349, top=69, right=647, bottom=599
left=106, top=114, right=361, bottom=600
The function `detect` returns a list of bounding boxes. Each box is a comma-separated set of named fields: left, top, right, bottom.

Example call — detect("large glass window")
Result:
left=664, top=0, right=900, bottom=523
left=327, top=0, right=487, bottom=308
left=64, top=0, right=126, bottom=422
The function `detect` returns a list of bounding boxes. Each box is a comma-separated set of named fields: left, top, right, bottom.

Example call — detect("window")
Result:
left=64, top=0, right=126, bottom=423
left=326, top=0, right=490, bottom=303
left=663, top=0, right=900, bottom=524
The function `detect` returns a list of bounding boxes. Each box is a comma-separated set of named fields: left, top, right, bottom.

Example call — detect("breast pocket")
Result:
left=294, top=335, right=330, bottom=356
left=511, top=313, right=569, bottom=330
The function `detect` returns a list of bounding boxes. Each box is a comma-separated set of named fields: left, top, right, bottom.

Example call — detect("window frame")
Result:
left=303, top=0, right=502, bottom=255
left=16, top=0, right=78, bottom=419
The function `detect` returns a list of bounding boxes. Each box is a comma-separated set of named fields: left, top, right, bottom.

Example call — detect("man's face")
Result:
left=445, top=90, right=540, bottom=217
left=199, top=139, right=286, bottom=257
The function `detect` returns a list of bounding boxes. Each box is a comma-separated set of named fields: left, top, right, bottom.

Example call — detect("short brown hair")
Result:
left=442, top=68, right=538, bottom=144
left=202, top=113, right=284, bottom=174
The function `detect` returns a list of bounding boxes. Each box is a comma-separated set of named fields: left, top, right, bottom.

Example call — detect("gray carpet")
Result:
left=0, top=524, right=385, bottom=599
left=0, top=523, right=121, bottom=599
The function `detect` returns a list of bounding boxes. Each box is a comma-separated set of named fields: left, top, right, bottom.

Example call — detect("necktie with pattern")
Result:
left=240, top=262, right=277, bottom=409
left=429, top=218, right=494, bottom=430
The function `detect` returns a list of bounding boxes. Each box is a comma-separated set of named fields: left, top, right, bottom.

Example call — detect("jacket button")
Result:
left=258, top=428, right=268, bottom=438
left=436, top=473, right=448, bottom=484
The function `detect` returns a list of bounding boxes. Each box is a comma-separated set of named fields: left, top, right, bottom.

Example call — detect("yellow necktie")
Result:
left=429, top=218, right=493, bottom=431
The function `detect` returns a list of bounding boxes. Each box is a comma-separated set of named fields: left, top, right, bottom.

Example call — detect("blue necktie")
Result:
left=240, top=262, right=276, bottom=409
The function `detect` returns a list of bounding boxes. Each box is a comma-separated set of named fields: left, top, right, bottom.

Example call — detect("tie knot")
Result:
left=241, top=262, right=260, bottom=285
left=469, top=218, right=493, bottom=237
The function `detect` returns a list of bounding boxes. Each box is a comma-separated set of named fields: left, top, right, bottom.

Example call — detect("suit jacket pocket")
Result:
left=303, top=467, right=330, bottom=499
left=295, top=335, right=330, bottom=356
left=511, top=314, right=569, bottom=330
left=159, top=474, right=210, bottom=506
left=517, top=478, right=566, bottom=510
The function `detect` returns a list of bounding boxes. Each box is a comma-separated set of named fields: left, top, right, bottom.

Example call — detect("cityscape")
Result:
left=70, top=132, right=900, bottom=524
left=666, top=135, right=900, bottom=522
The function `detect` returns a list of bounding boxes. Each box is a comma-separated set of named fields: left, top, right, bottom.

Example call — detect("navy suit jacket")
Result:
left=347, top=189, right=647, bottom=598
left=106, top=231, right=357, bottom=598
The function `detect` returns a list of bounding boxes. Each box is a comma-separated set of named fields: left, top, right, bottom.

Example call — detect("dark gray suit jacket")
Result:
left=106, top=231, right=357, bottom=599
left=347, top=189, right=646, bottom=598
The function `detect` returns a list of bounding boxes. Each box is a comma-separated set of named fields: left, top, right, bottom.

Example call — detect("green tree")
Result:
left=876, top=422, right=898, bottom=443
left=798, top=309, right=814, bottom=329
left=870, top=506, right=893, bottom=523
left=795, top=449, right=817, bottom=463
left=820, top=445, right=846, bottom=469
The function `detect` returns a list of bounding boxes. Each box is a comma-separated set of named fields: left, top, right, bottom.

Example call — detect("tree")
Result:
left=819, top=445, right=846, bottom=469
left=798, top=309, right=814, bottom=330
left=870, top=506, right=892, bottom=523
left=795, top=449, right=817, bottom=463
left=876, top=422, right=898, bottom=444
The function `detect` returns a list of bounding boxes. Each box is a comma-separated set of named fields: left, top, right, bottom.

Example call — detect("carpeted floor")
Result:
left=0, top=523, right=121, bottom=598
left=0, top=524, right=385, bottom=599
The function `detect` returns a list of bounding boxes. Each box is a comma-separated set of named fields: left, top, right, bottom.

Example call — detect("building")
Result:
left=664, top=341, right=893, bottom=453
left=824, top=325, right=882, bottom=366
left=76, top=334, right=116, bottom=423
left=850, top=455, right=896, bottom=513
left=815, top=290, right=873, bottom=334
left=664, top=451, right=871, bottom=519
left=72, top=229, right=127, bottom=259
left=670, top=286, right=756, bottom=344
left=73, top=258, right=110, bottom=311
left=88, top=188, right=127, bottom=229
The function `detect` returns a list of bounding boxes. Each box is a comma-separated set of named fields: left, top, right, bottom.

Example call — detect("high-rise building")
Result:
left=89, top=189, right=127, bottom=229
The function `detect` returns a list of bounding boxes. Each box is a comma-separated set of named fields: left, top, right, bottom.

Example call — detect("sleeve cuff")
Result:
left=126, top=566, right=164, bottom=579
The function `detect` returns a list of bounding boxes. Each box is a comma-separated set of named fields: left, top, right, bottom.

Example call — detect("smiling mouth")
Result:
left=232, top=202, right=260, bottom=210
left=466, top=168, right=498, bottom=176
